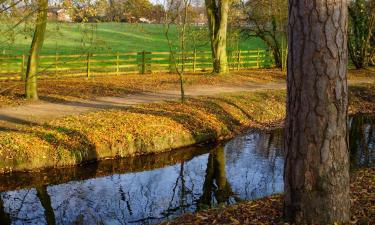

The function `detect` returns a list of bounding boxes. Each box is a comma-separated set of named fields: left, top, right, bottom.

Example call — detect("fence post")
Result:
left=55, top=53, right=58, bottom=76
left=86, top=53, right=91, bottom=78
left=257, top=49, right=260, bottom=68
left=237, top=50, right=241, bottom=71
left=21, top=54, right=25, bottom=81
left=116, top=52, right=120, bottom=76
left=193, top=49, right=197, bottom=73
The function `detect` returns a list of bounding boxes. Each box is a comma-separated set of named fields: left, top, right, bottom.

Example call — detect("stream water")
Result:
left=0, top=114, right=373, bottom=225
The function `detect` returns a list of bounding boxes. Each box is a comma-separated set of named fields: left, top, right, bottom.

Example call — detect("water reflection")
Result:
left=349, top=114, right=375, bottom=168
left=198, top=147, right=238, bottom=209
left=0, top=114, right=373, bottom=225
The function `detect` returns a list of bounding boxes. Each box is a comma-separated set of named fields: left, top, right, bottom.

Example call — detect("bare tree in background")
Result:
left=238, top=0, right=287, bottom=69
left=348, top=0, right=375, bottom=69
left=164, top=0, right=191, bottom=103
left=284, top=0, right=350, bottom=223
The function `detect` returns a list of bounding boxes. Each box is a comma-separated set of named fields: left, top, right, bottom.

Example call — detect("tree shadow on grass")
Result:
left=0, top=115, right=40, bottom=128
left=39, top=96, right=131, bottom=110
left=125, top=97, right=250, bottom=143
left=210, top=97, right=255, bottom=121
left=0, top=115, right=98, bottom=172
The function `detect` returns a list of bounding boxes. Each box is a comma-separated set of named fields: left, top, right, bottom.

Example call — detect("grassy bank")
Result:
left=160, top=168, right=375, bottom=225
left=0, top=82, right=374, bottom=173
left=0, top=23, right=266, bottom=55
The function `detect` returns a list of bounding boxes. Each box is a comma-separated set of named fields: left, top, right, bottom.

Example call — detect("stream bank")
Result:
left=0, top=83, right=374, bottom=173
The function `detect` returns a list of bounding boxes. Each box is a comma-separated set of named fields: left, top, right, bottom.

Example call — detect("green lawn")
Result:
left=0, top=22, right=267, bottom=56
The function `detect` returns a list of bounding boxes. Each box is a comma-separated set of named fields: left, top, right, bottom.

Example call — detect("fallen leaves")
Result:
left=0, top=69, right=285, bottom=108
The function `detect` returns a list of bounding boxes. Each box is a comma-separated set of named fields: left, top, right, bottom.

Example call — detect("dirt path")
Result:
left=0, top=79, right=372, bottom=130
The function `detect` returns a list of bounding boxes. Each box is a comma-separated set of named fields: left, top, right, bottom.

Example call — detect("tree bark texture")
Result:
left=284, top=0, right=350, bottom=224
left=25, top=0, right=48, bottom=100
left=205, top=0, right=229, bottom=74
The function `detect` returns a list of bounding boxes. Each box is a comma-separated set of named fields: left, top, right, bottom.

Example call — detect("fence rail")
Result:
left=0, top=49, right=274, bottom=81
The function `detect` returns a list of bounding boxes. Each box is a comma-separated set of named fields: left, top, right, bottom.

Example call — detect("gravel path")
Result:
left=0, top=79, right=372, bottom=130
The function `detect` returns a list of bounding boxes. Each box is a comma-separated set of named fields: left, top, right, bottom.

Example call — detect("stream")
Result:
left=0, top=114, right=373, bottom=225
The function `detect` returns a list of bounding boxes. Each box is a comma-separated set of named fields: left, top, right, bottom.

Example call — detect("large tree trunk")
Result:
left=205, top=0, right=229, bottom=74
left=284, top=0, right=350, bottom=224
left=25, top=0, right=48, bottom=100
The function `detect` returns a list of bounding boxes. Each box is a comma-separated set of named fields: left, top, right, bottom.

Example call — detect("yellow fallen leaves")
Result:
left=0, top=69, right=285, bottom=108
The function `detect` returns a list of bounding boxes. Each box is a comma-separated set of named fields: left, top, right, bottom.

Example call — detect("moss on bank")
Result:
left=0, top=83, right=374, bottom=173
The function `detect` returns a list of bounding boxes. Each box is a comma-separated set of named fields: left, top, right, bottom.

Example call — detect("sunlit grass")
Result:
left=0, top=22, right=266, bottom=55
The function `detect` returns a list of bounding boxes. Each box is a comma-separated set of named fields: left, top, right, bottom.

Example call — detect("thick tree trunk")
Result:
left=205, top=0, right=229, bottom=74
left=284, top=0, right=350, bottom=224
left=25, top=0, right=48, bottom=100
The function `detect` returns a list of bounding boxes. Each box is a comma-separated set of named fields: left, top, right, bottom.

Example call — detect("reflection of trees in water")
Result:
left=254, top=129, right=284, bottom=159
left=50, top=179, right=111, bottom=225
left=225, top=130, right=284, bottom=165
left=198, top=147, right=238, bottom=209
left=126, top=161, right=203, bottom=224
left=36, top=186, right=56, bottom=225
left=349, top=114, right=375, bottom=168
left=225, top=130, right=284, bottom=200
left=0, top=195, right=11, bottom=225
left=66, top=159, right=205, bottom=225
left=0, top=189, right=48, bottom=224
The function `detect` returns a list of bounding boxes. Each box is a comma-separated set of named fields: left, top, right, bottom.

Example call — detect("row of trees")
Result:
left=74, top=0, right=168, bottom=23
left=56, top=0, right=206, bottom=24
left=233, top=0, right=374, bottom=70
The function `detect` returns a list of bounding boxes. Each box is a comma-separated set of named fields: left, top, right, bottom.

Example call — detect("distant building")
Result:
left=57, top=9, right=72, bottom=22
left=193, top=13, right=207, bottom=26
left=48, top=8, right=72, bottom=22
left=139, top=17, right=151, bottom=24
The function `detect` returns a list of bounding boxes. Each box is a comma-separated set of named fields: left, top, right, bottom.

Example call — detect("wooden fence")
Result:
left=0, top=49, right=274, bottom=81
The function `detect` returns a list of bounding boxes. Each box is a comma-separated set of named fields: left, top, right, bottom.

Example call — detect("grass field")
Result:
left=0, top=22, right=267, bottom=56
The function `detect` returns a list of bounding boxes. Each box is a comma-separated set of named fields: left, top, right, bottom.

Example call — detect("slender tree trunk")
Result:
left=25, top=0, right=48, bottom=100
left=284, top=0, right=350, bottom=224
left=164, top=0, right=188, bottom=103
left=205, top=0, right=229, bottom=74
